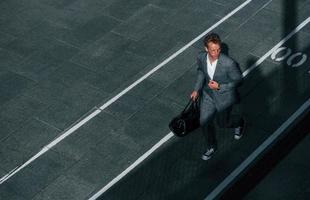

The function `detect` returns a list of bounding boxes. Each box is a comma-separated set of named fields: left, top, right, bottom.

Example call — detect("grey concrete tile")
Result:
left=245, top=110, right=287, bottom=134
left=0, top=71, right=36, bottom=105
left=126, top=78, right=165, bottom=102
left=22, top=81, right=69, bottom=105
left=226, top=0, right=274, bottom=24
left=65, top=150, right=129, bottom=188
left=43, top=8, right=99, bottom=30
left=0, top=31, right=16, bottom=47
left=35, top=102, right=85, bottom=131
left=0, top=120, right=22, bottom=141
left=0, top=92, right=47, bottom=119
left=113, top=4, right=171, bottom=41
left=71, top=49, right=119, bottom=74
left=65, top=0, right=113, bottom=15
left=38, top=0, right=76, bottom=9
left=4, top=33, right=54, bottom=58
left=35, top=82, right=107, bottom=130
left=71, top=32, right=137, bottom=73
left=32, top=175, right=94, bottom=200
left=192, top=19, right=240, bottom=49
left=265, top=0, right=309, bottom=15
left=103, top=0, right=153, bottom=21
left=228, top=48, right=259, bottom=73
left=105, top=121, right=152, bottom=155
left=2, top=118, right=60, bottom=155
left=152, top=0, right=191, bottom=11
left=294, top=31, right=310, bottom=52
left=0, top=48, right=24, bottom=70
left=84, top=63, right=152, bottom=94
left=0, top=7, right=43, bottom=37
left=94, top=129, right=141, bottom=165
left=0, top=94, right=49, bottom=141
left=23, top=19, right=73, bottom=43
left=40, top=0, right=114, bottom=31
left=149, top=46, right=199, bottom=87
left=105, top=51, right=153, bottom=75
left=51, top=131, right=95, bottom=162
left=209, top=0, right=246, bottom=6
left=5, top=151, right=76, bottom=199
left=0, top=184, right=27, bottom=200
left=0, top=0, right=35, bottom=19
left=44, top=40, right=80, bottom=61
left=47, top=61, right=105, bottom=90
left=240, top=59, right=281, bottom=98
left=56, top=15, right=119, bottom=49
left=104, top=94, right=147, bottom=121
left=88, top=51, right=155, bottom=93
left=157, top=67, right=197, bottom=107
left=125, top=97, right=181, bottom=146
left=9, top=51, right=64, bottom=82
left=269, top=88, right=309, bottom=120
left=127, top=24, right=194, bottom=58
left=24, top=68, right=109, bottom=105
left=164, top=0, right=229, bottom=33
left=0, top=144, right=32, bottom=172
left=226, top=10, right=281, bottom=52
left=242, top=74, right=286, bottom=117
left=55, top=81, right=107, bottom=110
left=87, top=31, right=135, bottom=52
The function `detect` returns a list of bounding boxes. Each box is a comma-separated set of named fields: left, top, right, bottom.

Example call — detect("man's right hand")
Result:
left=190, top=91, right=198, bottom=100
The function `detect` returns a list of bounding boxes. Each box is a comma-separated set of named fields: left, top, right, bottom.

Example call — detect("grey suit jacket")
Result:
left=194, top=52, right=242, bottom=111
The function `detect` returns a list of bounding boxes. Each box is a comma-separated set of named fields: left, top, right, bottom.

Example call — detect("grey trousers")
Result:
left=199, top=94, right=243, bottom=149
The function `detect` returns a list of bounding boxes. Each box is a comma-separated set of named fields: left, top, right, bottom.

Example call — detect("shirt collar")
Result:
left=207, top=54, right=218, bottom=65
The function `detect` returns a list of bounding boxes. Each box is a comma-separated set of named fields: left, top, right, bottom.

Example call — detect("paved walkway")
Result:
left=0, top=0, right=309, bottom=199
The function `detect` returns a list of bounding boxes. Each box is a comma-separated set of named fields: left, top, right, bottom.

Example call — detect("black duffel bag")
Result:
left=169, top=99, right=200, bottom=137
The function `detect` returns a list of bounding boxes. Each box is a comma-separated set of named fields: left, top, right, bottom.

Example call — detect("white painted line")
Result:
left=205, top=16, right=310, bottom=200
left=88, top=132, right=174, bottom=200
left=205, top=98, right=310, bottom=200
left=243, top=16, right=310, bottom=77
left=0, top=0, right=253, bottom=185
left=0, top=109, right=102, bottom=184
left=89, top=16, right=310, bottom=200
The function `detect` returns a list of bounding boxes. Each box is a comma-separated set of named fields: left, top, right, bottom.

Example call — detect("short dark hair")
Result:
left=203, top=33, right=221, bottom=47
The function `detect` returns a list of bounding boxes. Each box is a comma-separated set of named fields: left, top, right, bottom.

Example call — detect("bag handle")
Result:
left=182, top=98, right=199, bottom=114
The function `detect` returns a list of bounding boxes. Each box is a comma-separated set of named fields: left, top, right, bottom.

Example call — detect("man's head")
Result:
left=204, top=33, right=221, bottom=61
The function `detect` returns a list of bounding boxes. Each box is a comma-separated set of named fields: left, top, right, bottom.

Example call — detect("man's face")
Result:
left=205, top=42, right=221, bottom=60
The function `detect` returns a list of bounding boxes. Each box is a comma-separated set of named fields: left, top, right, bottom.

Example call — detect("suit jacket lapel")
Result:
left=213, top=54, right=222, bottom=80
left=203, top=53, right=211, bottom=80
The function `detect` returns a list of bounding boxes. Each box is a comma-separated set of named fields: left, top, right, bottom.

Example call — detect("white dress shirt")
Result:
left=206, top=54, right=218, bottom=80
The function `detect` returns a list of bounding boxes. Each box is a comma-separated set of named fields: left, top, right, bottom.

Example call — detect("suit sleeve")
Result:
left=194, top=57, right=205, bottom=92
left=219, top=60, right=242, bottom=91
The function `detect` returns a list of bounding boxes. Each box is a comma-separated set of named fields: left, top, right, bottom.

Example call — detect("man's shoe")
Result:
left=234, top=118, right=246, bottom=140
left=201, top=147, right=216, bottom=161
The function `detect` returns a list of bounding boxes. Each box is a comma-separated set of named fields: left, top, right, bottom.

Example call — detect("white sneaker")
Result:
left=201, top=148, right=216, bottom=160
left=234, top=126, right=243, bottom=140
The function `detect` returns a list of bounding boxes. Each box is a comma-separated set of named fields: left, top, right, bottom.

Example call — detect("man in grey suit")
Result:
left=191, top=33, right=245, bottom=160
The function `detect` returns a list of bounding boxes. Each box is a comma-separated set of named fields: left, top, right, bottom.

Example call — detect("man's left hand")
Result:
left=208, top=80, right=220, bottom=90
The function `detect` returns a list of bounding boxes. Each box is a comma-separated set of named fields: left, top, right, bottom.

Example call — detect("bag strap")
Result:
left=182, top=98, right=198, bottom=114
